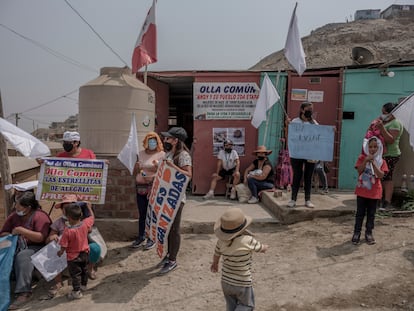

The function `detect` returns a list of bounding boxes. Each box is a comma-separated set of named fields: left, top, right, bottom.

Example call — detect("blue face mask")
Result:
left=148, top=138, right=158, bottom=150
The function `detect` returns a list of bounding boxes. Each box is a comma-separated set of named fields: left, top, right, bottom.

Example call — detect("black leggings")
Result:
left=354, top=196, right=377, bottom=234
left=167, top=202, right=184, bottom=262
left=290, top=158, right=315, bottom=201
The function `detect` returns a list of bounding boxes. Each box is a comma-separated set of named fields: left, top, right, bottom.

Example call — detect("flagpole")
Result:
left=144, top=65, right=148, bottom=85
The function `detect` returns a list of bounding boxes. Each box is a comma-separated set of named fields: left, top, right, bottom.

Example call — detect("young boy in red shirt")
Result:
left=57, top=203, right=94, bottom=299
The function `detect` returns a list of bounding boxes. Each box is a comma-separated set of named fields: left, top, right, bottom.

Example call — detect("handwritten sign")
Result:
left=146, top=160, right=190, bottom=258
left=36, top=158, right=108, bottom=204
left=288, top=123, right=334, bottom=161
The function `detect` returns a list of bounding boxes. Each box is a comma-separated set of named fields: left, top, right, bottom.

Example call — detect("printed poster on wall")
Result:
left=145, top=160, right=190, bottom=258
left=193, top=82, right=260, bottom=120
left=291, top=88, right=307, bottom=101
left=36, top=158, right=108, bottom=204
left=213, top=127, right=245, bottom=156
left=307, top=90, right=324, bottom=103
left=287, top=123, right=334, bottom=161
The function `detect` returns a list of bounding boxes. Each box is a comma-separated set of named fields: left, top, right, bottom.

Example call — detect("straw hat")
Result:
left=214, top=208, right=252, bottom=241
left=55, top=194, right=78, bottom=209
left=252, top=145, right=272, bottom=155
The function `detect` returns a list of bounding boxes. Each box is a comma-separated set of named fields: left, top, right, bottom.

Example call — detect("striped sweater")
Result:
left=214, top=234, right=263, bottom=287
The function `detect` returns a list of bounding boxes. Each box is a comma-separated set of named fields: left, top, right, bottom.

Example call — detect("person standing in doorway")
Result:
left=287, top=101, right=319, bottom=208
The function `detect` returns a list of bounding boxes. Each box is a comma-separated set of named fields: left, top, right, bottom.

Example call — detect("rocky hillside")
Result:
left=250, top=17, right=414, bottom=71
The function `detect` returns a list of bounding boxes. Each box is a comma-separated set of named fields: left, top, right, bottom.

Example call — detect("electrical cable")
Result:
left=19, top=89, right=79, bottom=114
left=0, top=23, right=98, bottom=73
left=64, top=0, right=129, bottom=67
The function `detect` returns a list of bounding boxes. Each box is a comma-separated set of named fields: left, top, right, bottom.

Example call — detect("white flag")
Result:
left=0, top=117, right=50, bottom=159
left=284, top=3, right=306, bottom=76
left=117, top=114, right=139, bottom=175
left=251, top=73, right=280, bottom=128
left=392, top=93, right=414, bottom=149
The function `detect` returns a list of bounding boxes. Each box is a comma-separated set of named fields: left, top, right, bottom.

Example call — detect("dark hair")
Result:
left=65, top=203, right=82, bottom=220
left=299, top=101, right=313, bottom=115
left=17, top=192, right=41, bottom=210
left=383, top=102, right=397, bottom=114
left=223, top=139, right=233, bottom=146
left=172, top=140, right=191, bottom=166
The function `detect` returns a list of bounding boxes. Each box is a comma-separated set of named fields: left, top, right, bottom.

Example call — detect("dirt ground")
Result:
left=16, top=213, right=414, bottom=311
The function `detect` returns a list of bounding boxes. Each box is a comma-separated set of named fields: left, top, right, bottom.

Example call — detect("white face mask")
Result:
left=380, top=114, right=390, bottom=121
left=61, top=215, right=68, bottom=221
left=16, top=210, right=26, bottom=217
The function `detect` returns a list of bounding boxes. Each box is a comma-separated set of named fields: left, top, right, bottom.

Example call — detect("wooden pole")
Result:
left=0, top=90, right=14, bottom=216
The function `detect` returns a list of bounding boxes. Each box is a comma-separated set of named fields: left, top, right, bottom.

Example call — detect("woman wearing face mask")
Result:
left=374, top=102, right=403, bottom=210
left=0, top=192, right=52, bottom=309
left=130, top=132, right=165, bottom=250
left=243, top=146, right=275, bottom=204
left=156, top=127, right=192, bottom=275
left=287, top=101, right=319, bottom=208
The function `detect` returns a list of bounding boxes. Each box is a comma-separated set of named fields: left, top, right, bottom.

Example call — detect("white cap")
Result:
left=4, top=180, right=39, bottom=191
left=63, top=131, right=80, bottom=141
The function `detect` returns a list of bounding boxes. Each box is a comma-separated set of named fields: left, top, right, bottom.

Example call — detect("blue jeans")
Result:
left=222, top=281, right=255, bottom=311
left=247, top=177, right=274, bottom=199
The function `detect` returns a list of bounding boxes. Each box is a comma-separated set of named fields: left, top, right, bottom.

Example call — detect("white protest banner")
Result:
left=36, top=158, right=108, bottom=204
left=288, top=123, right=334, bottom=161
left=193, top=82, right=260, bottom=120
left=31, top=241, right=67, bottom=282
left=145, top=160, right=190, bottom=258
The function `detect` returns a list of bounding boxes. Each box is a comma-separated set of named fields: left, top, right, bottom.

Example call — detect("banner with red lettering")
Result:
left=146, top=160, right=190, bottom=258
left=36, top=158, right=108, bottom=204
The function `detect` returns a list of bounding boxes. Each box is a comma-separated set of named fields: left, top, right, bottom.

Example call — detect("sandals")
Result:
left=88, top=269, right=97, bottom=280
left=8, top=292, right=32, bottom=310
left=39, top=283, right=63, bottom=300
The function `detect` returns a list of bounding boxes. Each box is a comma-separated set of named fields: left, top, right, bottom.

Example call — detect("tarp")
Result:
left=0, top=235, right=18, bottom=311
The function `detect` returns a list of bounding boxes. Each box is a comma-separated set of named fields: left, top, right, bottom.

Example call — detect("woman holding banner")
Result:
left=0, top=192, right=51, bottom=309
left=287, top=101, right=318, bottom=208
left=157, top=127, right=192, bottom=275
left=130, top=131, right=165, bottom=250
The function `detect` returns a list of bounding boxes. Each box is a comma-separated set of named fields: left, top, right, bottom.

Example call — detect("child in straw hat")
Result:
left=211, top=208, right=268, bottom=310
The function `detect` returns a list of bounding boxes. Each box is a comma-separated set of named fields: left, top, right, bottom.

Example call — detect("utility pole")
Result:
left=15, top=112, right=20, bottom=126
left=0, top=90, right=14, bottom=216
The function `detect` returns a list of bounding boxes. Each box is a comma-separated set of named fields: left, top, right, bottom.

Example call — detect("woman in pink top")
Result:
left=130, top=132, right=165, bottom=250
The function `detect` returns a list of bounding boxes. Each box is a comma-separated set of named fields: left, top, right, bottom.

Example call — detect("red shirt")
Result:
left=0, top=209, right=51, bottom=245
left=59, top=216, right=94, bottom=261
left=57, top=148, right=96, bottom=159
left=354, top=154, right=388, bottom=199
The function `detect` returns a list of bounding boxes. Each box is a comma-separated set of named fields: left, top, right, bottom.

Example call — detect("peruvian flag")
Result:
left=132, top=0, right=157, bottom=73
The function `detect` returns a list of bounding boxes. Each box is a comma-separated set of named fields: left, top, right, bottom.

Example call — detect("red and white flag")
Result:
left=132, top=0, right=157, bottom=73
left=284, top=2, right=306, bottom=76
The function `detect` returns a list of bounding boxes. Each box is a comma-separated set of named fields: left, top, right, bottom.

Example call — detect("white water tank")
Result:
left=79, top=67, right=155, bottom=155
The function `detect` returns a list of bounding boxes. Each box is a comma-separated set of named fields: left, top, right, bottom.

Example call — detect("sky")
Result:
left=0, top=0, right=410, bottom=132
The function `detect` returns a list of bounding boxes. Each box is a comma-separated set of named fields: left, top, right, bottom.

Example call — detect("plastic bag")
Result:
left=235, top=183, right=252, bottom=203
left=88, top=227, right=107, bottom=260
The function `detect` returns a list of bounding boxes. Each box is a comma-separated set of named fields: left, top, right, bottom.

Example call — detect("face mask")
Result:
left=148, top=138, right=158, bottom=150
left=257, top=156, right=265, bottom=160
left=224, top=148, right=232, bottom=153
left=16, top=210, right=26, bottom=217
left=163, top=142, right=173, bottom=152
left=63, top=142, right=74, bottom=152
left=61, top=215, right=68, bottom=221
left=380, top=114, right=389, bottom=121
left=303, top=110, right=313, bottom=119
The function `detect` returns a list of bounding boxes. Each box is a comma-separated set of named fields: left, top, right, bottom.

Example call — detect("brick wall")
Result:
left=94, top=156, right=138, bottom=219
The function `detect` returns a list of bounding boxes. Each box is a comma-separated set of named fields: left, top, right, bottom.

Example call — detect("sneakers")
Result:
left=80, top=285, right=87, bottom=292
left=143, top=240, right=155, bottom=251
left=156, top=256, right=169, bottom=269
left=247, top=197, right=259, bottom=204
left=158, top=260, right=177, bottom=275
left=67, top=290, right=82, bottom=300
left=287, top=200, right=296, bottom=208
left=320, top=188, right=329, bottom=195
left=351, top=232, right=361, bottom=245
left=365, top=233, right=376, bottom=245
left=203, top=191, right=214, bottom=200
left=130, top=237, right=145, bottom=249
left=230, top=188, right=237, bottom=200
left=305, top=200, right=315, bottom=208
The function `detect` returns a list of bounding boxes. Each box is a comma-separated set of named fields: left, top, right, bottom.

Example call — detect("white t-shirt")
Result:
left=291, top=117, right=319, bottom=125
left=217, top=149, right=239, bottom=171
